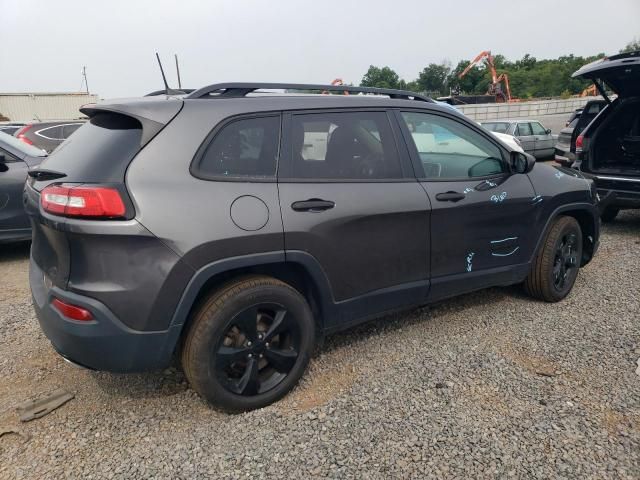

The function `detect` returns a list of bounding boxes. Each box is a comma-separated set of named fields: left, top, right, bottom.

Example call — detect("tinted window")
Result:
left=36, top=125, right=63, bottom=140
left=62, top=123, right=82, bottom=138
left=402, top=112, right=505, bottom=179
left=530, top=122, right=547, bottom=135
left=38, top=113, right=142, bottom=184
left=196, top=116, right=280, bottom=178
left=516, top=123, right=533, bottom=136
left=290, top=111, right=401, bottom=179
left=482, top=122, right=510, bottom=134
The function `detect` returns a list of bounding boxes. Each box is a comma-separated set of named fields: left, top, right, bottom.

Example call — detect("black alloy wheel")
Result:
left=215, top=303, right=300, bottom=396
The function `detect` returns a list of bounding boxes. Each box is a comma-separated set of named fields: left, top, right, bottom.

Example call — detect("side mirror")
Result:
left=0, top=153, right=6, bottom=163
left=546, top=128, right=552, bottom=134
left=511, top=151, right=536, bottom=174
left=0, top=154, right=7, bottom=172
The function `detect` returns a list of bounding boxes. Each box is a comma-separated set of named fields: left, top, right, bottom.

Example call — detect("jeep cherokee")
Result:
left=26, top=83, right=600, bottom=411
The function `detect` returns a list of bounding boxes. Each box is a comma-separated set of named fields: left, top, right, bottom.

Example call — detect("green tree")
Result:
left=360, top=65, right=405, bottom=89
left=416, top=62, right=451, bottom=95
left=620, top=37, right=640, bottom=53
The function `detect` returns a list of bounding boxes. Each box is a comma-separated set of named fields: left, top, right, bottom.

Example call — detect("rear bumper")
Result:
left=30, top=258, right=181, bottom=372
left=593, top=175, right=640, bottom=209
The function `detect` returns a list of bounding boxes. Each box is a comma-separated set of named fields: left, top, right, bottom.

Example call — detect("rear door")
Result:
left=514, top=122, right=535, bottom=154
left=530, top=121, right=554, bottom=157
left=396, top=110, right=537, bottom=301
left=278, top=109, right=431, bottom=326
left=0, top=147, right=30, bottom=235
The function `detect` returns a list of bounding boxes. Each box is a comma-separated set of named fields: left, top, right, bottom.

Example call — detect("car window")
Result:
left=530, top=122, right=547, bottom=135
left=585, top=102, right=603, bottom=115
left=401, top=112, right=505, bottom=179
left=196, top=115, right=280, bottom=179
left=568, top=117, right=579, bottom=128
left=36, top=125, right=64, bottom=140
left=516, top=123, right=533, bottom=136
left=62, top=124, right=82, bottom=138
left=481, top=122, right=510, bottom=134
left=290, top=111, right=402, bottom=180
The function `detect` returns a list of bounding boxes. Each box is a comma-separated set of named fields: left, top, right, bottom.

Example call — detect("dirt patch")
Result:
left=277, top=361, right=360, bottom=413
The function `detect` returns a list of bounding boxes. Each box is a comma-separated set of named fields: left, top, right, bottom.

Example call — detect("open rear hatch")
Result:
left=25, top=98, right=183, bottom=289
left=573, top=52, right=640, bottom=177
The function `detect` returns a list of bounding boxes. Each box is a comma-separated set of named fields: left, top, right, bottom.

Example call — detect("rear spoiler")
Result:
left=80, top=98, right=184, bottom=146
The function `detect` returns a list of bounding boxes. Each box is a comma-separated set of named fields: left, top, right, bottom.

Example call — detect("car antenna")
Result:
left=155, top=53, right=179, bottom=95
left=174, top=54, right=182, bottom=90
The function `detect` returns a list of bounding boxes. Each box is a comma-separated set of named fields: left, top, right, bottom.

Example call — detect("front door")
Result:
left=514, top=122, right=536, bottom=155
left=278, top=109, right=431, bottom=326
left=0, top=148, right=30, bottom=237
left=396, top=110, right=537, bottom=301
left=531, top=121, right=554, bottom=158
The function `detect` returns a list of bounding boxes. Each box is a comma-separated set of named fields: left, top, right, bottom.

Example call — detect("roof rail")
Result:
left=185, top=83, right=433, bottom=102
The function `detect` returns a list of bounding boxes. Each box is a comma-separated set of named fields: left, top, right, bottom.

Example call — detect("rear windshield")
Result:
left=38, top=113, right=142, bottom=183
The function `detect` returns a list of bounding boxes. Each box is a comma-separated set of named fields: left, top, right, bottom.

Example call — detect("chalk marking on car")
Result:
left=490, top=192, right=508, bottom=203
left=466, top=252, right=475, bottom=272
left=490, top=237, right=518, bottom=244
left=491, top=247, right=520, bottom=257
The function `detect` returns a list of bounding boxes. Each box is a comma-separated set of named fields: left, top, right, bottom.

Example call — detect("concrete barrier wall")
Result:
left=458, top=96, right=601, bottom=121
left=0, top=93, right=98, bottom=122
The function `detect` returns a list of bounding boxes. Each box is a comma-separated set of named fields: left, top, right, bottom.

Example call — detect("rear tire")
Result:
left=182, top=275, right=315, bottom=412
left=524, top=216, right=583, bottom=302
left=600, top=206, right=619, bottom=223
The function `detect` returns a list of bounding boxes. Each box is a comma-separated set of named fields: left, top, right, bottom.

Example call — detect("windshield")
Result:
left=481, top=122, right=510, bottom=134
left=0, top=131, right=47, bottom=157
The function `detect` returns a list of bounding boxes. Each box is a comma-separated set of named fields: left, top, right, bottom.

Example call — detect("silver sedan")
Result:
left=480, top=119, right=554, bottom=159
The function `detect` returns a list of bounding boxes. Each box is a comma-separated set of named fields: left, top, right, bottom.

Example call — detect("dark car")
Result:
left=14, top=121, right=84, bottom=153
left=0, top=131, right=47, bottom=242
left=480, top=120, right=555, bottom=159
left=571, top=51, right=640, bottom=222
left=0, top=123, right=26, bottom=136
left=25, top=83, right=600, bottom=411
left=555, top=100, right=606, bottom=167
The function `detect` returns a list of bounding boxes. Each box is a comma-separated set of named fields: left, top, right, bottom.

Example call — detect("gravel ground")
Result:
left=1, top=212, right=639, bottom=479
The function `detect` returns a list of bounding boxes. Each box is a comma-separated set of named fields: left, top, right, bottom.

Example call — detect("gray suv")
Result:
left=26, top=83, right=601, bottom=411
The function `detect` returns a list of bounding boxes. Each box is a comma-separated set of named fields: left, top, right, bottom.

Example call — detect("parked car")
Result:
left=481, top=120, right=555, bottom=159
left=0, top=123, right=26, bottom=136
left=14, top=121, right=84, bottom=153
left=435, top=103, right=524, bottom=152
left=26, top=83, right=600, bottom=412
left=0, top=131, right=47, bottom=242
left=572, top=51, right=640, bottom=222
left=555, top=100, right=606, bottom=167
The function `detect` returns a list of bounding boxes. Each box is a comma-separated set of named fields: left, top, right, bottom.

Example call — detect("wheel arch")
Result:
left=532, top=203, right=599, bottom=267
left=169, top=252, right=334, bottom=353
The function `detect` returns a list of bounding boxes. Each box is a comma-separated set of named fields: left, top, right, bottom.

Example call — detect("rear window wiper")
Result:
left=27, top=169, right=67, bottom=181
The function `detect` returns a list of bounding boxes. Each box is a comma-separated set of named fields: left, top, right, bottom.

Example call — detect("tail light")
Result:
left=575, top=134, right=584, bottom=152
left=52, top=298, right=94, bottom=321
left=15, top=124, right=34, bottom=145
left=41, top=185, right=126, bottom=218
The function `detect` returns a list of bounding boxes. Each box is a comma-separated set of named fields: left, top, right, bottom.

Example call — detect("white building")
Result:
left=0, top=92, right=99, bottom=123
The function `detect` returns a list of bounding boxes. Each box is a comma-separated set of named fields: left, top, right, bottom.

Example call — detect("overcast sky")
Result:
left=1, top=0, right=638, bottom=98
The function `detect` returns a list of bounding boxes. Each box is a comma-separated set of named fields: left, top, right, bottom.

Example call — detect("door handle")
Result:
left=435, top=191, right=465, bottom=202
left=291, top=199, right=335, bottom=212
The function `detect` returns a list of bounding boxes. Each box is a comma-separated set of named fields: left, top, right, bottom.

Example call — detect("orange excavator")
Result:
left=458, top=50, right=513, bottom=103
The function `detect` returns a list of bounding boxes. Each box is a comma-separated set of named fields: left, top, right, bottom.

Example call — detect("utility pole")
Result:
left=81, top=66, right=89, bottom=94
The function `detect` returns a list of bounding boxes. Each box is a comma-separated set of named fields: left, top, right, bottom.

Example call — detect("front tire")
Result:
left=182, top=276, right=315, bottom=412
left=524, top=216, right=583, bottom=302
